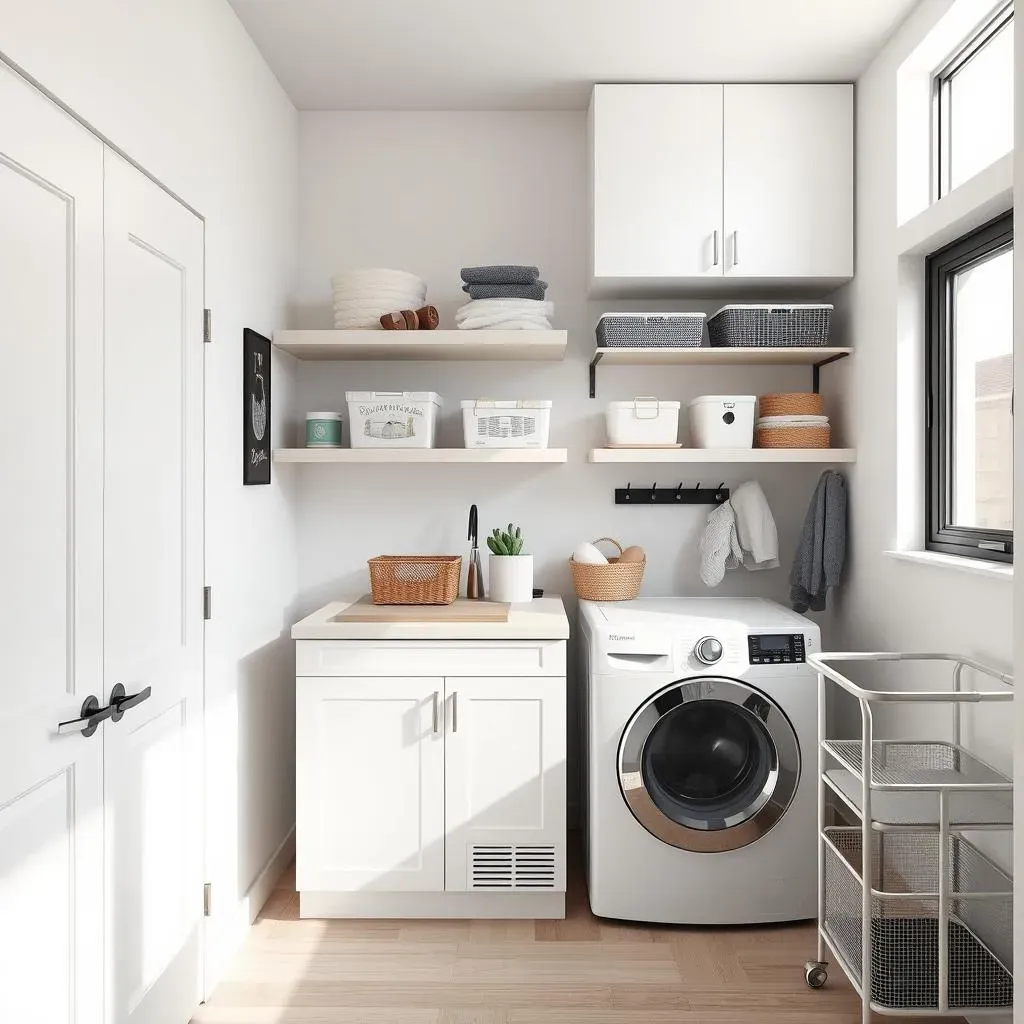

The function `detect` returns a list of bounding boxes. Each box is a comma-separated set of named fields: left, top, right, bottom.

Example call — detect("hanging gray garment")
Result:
left=790, top=471, right=847, bottom=612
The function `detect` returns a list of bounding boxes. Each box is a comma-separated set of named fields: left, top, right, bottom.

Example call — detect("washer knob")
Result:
left=695, top=636, right=724, bottom=665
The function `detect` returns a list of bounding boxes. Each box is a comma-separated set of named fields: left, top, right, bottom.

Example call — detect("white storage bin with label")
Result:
left=461, top=400, right=552, bottom=449
left=606, top=398, right=681, bottom=446
left=689, top=395, right=756, bottom=449
left=346, top=391, right=442, bottom=448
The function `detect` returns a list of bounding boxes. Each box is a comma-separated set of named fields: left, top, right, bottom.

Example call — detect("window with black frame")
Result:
left=926, top=211, right=1013, bottom=562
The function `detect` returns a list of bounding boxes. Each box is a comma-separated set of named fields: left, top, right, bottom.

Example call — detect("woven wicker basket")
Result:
left=368, top=555, right=462, bottom=605
left=759, top=392, right=823, bottom=417
left=756, top=425, right=831, bottom=449
left=569, top=538, right=645, bottom=602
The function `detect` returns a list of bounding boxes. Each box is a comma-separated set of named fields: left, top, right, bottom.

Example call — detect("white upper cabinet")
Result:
left=588, top=83, right=853, bottom=292
left=590, top=84, right=724, bottom=280
left=723, top=84, right=853, bottom=281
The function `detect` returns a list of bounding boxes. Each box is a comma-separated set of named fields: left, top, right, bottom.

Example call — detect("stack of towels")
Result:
left=332, top=268, right=427, bottom=329
left=456, top=265, right=553, bottom=331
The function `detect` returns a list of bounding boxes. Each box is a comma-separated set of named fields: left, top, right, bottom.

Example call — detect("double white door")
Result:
left=0, top=65, right=205, bottom=1024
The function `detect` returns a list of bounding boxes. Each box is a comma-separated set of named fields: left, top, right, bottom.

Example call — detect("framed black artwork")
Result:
left=243, top=328, right=271, bottom=485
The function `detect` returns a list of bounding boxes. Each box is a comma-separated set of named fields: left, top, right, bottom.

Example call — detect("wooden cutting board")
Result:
left=335, top=596, right=511, bottom=623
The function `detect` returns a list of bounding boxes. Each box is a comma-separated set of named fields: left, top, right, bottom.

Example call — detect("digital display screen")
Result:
left=756, top=634, right=792, bottom=652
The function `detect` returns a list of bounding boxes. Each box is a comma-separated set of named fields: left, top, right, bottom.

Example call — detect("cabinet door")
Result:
left=296, top=677, right=445, bottom=892
left=591, top=84, right=724, bottom=279
left=723, top=84, right=853, bottom=280
left=444, top=678, right=566, bottom=893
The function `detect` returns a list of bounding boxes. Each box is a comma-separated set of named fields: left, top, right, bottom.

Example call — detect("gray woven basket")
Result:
left=597, top=313, right=706, bottom=349
left=708, top=305, right=832, bottom=348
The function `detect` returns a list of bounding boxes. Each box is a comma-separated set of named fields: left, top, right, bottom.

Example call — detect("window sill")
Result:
left=884, top=549, right=1013, bottom=580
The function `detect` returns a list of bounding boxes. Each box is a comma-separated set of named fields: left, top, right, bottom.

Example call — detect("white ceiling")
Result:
left=228, top=0, right=921, bottom=110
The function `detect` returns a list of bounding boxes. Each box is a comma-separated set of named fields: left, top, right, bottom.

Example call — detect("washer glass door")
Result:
left=618, top=677, right=800, bottom=852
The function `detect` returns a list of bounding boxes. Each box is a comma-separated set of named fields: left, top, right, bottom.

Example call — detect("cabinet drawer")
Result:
left=296, top=640, right=566, bottom=678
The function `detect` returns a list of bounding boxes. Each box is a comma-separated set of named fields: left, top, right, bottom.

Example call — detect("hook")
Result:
left=650, top=482, right=657, bottom=502
left=624, top=482, right=631, bottom=502
left=675, top=482, right=684, bottom=501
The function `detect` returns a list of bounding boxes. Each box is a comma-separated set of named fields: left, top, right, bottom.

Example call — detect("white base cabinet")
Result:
left=295, top=639, right=567, bottom=919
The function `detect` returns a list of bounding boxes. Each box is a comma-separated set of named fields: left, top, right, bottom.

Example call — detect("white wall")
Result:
left=829, top=0, right=1013, bottom=862
left=295, top=110, right=848, bottom=816
left=0, top=0, right=299, bottom=992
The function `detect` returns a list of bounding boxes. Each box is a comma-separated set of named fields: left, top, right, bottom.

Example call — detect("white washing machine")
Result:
left=580, top=597, right=820, bottom=925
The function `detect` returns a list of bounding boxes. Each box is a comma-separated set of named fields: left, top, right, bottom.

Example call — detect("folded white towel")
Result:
left=757, top=415, right=829, bottom=428
left=332, top=268, right=424, bottom=289
left=458, top=318, right=552, bottom=331
left=458, top=313, right=552, bottom=330
left=699, top=501, right=744, bottom=587
left=730, top=481, right=779, bottom=570
left=455, top=298, right=554, bottom=322
left=333, top=291, right=426, bottom=307
left=333, top=299, right=424, bottom=316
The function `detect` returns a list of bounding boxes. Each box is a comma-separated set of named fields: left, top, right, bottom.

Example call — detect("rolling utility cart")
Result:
left=805, top=652, right=1014, bottom=1021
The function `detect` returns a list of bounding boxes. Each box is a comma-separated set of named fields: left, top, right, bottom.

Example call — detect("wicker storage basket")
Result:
left=708, top=304, right=832, bottom=347
left=368, top=555, right=462, bottom=605
left=756, top=425, right=831, bottom=449
left=758, top=392, right=823, bottom=417
left=570, top=538, right=645, bottom=602
left=596, top=313, right=706, bottom=349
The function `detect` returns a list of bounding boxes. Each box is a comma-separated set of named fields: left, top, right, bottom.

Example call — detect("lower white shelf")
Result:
left=589, top=448, right=857, bottom=464
left=274, top=448, right=569, bottom=464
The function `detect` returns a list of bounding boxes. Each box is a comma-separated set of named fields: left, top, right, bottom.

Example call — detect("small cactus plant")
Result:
left=487, top=523, right=525, bottom=556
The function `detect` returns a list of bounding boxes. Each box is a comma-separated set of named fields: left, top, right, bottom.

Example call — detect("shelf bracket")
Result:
left=589, top=351, right=604, bottom=399
left=812, top=351, right=849, bottom=393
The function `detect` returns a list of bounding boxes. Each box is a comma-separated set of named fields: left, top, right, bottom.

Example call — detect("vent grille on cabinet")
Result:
left=470, top=845, right=557, bottom=890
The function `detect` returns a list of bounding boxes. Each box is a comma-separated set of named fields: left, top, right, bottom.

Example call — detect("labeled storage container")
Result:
left=305, top=411, right=343, bottom=448
left=606, top=398, right=681, bottom=446
left=346, top=391, right=442, bottom=448
left=461, top=400, right=551, bottom=449
left=708, top=304, right=833, bottom=348
left=596, top=313, right=706, bottom=349
left=689, top=395, right=756, bottom=449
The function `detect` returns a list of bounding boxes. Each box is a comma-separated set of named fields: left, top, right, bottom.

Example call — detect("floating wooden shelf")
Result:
left=588, top=448, right=857, bottom=464
left=274, top=329, right=567, bottom=362
left=274, top=448, right=569, bottom=464
left=588, top=345, right=852, bottom=397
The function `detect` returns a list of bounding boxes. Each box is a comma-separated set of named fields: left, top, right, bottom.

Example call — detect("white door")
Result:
left=444, top=678, right=566, bottom=893
left=0, top=65, right=105, bottom=1024
left=591, top=84, right=724, bottom=279
left=295, top=677, right=445, bottom=892
left=723, top=84, right=853, bottom=280
left=103, top=151, right=205, bottom=1024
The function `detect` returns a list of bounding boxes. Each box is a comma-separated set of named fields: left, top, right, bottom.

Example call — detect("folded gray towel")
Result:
left=461, top=265, right=540, bottom=285
left=790, top=470, right=847, bottom=612
left=462, top=281, right=548, bottom=300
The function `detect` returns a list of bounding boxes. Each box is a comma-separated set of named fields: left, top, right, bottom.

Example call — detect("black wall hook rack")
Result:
left=615, top=482, right=729, bottom=506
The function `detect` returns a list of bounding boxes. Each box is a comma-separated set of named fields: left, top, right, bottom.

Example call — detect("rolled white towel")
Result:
left=756, top=415, right=830, bottom=428
left=333, top=297, right=425, bottom=313
left=333, top=290, right=426, bottom=307
left=331, top=268, right=425, bottom=290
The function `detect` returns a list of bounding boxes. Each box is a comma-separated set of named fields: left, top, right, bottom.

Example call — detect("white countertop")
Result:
left=291, top=595, right=570, bottom=641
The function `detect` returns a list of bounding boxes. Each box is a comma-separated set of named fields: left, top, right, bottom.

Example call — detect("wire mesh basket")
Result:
left=708, top=304, right=832, bottom=347
left=596, top=313, right=706, bottom=348
left=823, top=827, right=1012, bottom=1011
left=824, top=740, right=1011, bottom=789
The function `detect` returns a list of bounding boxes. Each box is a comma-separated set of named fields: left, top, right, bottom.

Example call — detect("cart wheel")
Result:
left=804, top=961, right=828, bottom=989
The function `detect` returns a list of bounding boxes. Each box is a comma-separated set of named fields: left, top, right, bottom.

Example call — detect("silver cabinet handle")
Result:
left=452, top=691, right=458, bottom=733
left=432, top=690, right=440, bottom=734
left=732, top=229, right=739, bottom=267
left=712, top=229, right=720, bottom=268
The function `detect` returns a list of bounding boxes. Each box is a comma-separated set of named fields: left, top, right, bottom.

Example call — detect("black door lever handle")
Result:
left=57, top=695, right=115, bottom=737
left=110, top=683, right=153, bottom=722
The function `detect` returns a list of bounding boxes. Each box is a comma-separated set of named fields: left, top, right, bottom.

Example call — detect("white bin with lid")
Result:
left=689, top=395, right=756, bottom=449
left=605, top=398, right=681, bottom=446
left=346, top=391, right=442, bottom=448
left=461, top=400, right=552, bottom=449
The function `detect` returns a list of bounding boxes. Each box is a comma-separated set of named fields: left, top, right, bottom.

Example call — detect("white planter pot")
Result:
left=488, top=554, right=534, bottom=603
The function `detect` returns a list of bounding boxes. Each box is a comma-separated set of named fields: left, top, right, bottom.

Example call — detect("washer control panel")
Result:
left=748, top=632, right=806, bottom=665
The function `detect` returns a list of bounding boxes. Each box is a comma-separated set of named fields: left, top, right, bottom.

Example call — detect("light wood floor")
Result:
left=194, top=843, right=959, bottom=1024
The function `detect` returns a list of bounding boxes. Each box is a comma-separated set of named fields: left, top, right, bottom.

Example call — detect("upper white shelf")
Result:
left=589, top=448, right=857, bottom=464
left=275, top=448, right=569, bottom=465
left=587, top=345, right=851, bottom=397
left=273, top=329, right=567, bottom=362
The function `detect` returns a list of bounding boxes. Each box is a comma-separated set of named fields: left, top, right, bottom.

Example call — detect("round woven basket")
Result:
left=758, top=392, right=823, bottom=417
left=569, top=538, right=645, bottom=602
left=756, top=425, right=831, bottom=449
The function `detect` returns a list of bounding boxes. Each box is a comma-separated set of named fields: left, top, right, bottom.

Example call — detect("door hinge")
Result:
left=203, top=882, right=212, bottom=917
left=204, top=308, right=212, bottom=344
left=203, top=586, right=212, bottom=620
